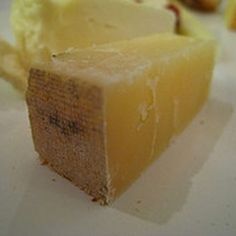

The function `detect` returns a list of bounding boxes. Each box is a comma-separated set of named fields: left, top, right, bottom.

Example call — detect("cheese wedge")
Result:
left=225, top=0, right=236, bottom=30
left=26, top=34, right=215, bottom=204
left=11, top=0, right=175, bottom=69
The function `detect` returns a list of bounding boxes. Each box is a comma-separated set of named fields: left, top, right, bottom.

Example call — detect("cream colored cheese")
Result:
left=11, top=0, right=175, bottom=69
left=27, top=34, right=216, bottom=203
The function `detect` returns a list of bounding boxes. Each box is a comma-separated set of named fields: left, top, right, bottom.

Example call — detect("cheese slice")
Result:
left=26, top=34, right=215, bottom=204
left=11, top=0, right=175, bottom=69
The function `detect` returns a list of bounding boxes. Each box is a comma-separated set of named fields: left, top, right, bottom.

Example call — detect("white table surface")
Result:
left=0, top=1, right=236, bottom=236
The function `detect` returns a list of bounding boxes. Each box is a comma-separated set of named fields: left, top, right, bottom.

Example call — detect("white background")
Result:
left=0, top=1, right=236, bottom=235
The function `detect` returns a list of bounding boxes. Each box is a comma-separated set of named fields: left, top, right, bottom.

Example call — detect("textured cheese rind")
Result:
left=27, top=34, right=216, bottom=203
left=26, top=68, right=110, bottom=204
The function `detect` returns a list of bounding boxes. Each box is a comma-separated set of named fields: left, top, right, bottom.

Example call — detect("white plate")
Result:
left=0, top=1, right=236, bottom=236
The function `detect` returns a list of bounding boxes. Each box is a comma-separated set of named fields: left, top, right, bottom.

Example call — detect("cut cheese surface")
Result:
left=27, top=34, right=216, bottom=204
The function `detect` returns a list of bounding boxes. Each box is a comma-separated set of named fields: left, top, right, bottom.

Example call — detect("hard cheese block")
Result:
left=26, top=34, right=215, bottom=204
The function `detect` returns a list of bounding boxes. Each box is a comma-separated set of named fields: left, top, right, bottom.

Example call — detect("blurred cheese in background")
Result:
left=11, top=0, right=175, bottom=75
left=0, top=0, right=216, bottom=92
left=225, top=0, right=236, bottom=30
left=168, top=0, right=214, bottom=38
left=0, top=38, right=27, bottom=92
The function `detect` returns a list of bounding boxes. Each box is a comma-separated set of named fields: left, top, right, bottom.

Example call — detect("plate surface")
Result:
left=0, top=1, right=236, bottom=236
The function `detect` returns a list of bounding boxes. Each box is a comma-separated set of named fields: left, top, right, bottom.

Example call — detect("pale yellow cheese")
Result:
left=27, top=34, right=216, bottom=203
left=179, top=0, right=220, bottom=11
left=3, top=0, right=213, bottom=92
left=4, top=0, right=175, bottom=91
left=132, top=0, right=214, bottom=39
left=11, top=0, right=175, bottom=69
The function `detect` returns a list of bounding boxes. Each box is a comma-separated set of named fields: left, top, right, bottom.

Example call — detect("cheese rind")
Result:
left=27, top=69, right=109, bottom=203
left=27, top=34, right=215, bottom=203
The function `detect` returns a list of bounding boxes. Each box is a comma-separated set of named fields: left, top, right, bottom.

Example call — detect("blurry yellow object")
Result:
left=132, top=0, right=214, bottom=38
left=2, top=0, right=175, bottom=92
left=225, top=0, right=236, bottom=30
left=0, top=38, right=27, bottom=92
left=11, top=0, right=174, bottom=71
left=0, top=0, right=215, bottom=92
